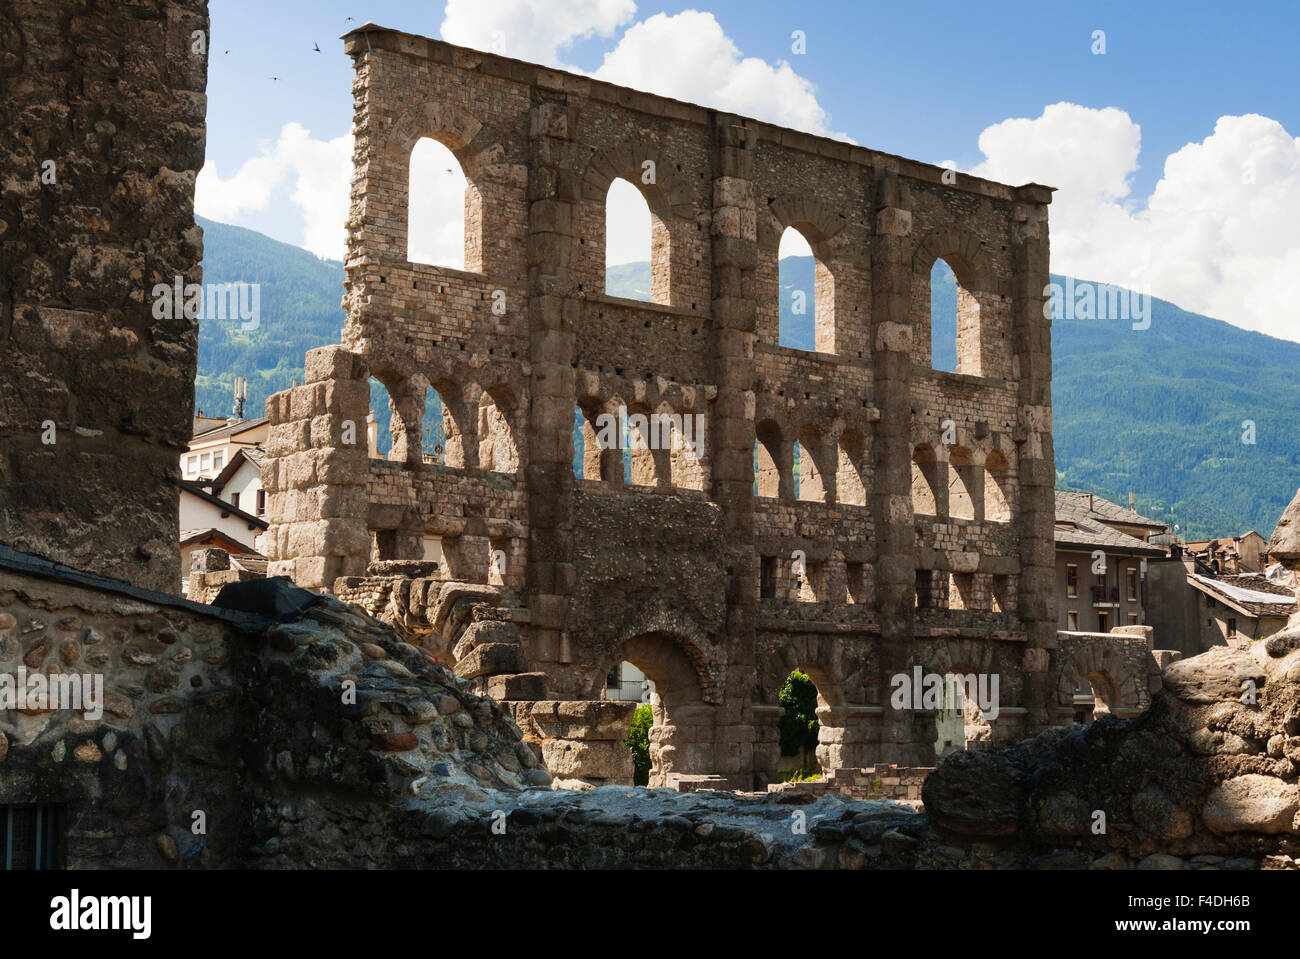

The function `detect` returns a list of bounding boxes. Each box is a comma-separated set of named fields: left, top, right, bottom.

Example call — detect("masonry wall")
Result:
left=0, top=0, right=209, bottom=592
left=0, top=567, right=245, bottom=868
left=263, top=26, right=1058, bottom=786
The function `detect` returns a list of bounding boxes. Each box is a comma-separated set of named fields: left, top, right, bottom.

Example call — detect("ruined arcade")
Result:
left=263, top=24, right=1062, bottom=787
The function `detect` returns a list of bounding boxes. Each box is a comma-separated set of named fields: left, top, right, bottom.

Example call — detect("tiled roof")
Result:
left=1189, top=572, right=1296, bottom=618
left=232, top=554, right=268, bottom=575
left=1055, top=491, right=1167, bottom=556
left=179, top=527, right=259, bottom=552
left=190, top=416, right=269, bottom=443
left=1056, top=489, right=1167, bottom=529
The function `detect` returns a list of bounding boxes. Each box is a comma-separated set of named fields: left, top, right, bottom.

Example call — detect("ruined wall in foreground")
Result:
left=0, top=0, right=209, bottom=592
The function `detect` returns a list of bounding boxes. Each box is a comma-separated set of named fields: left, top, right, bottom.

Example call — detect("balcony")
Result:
left=1091, top=585, right=1121, bottom=607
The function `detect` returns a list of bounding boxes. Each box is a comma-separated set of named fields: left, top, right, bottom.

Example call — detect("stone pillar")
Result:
left=709, top=114, right=761, bottom=785
left=870, top=167, right=925, bottom=763
left=1010, top=185, right=1057, bottom=732
left=523, top=94, right=581, bottom=663
left=263, top=345, right=370, bottom=590
left=0, top=0, right=209, bottom=593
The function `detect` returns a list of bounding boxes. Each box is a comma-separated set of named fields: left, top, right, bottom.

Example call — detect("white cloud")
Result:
left=196, top=122, right=352, bottom=261
left=968, top=103, right=1300, bottom=342
left=593, top=11, right=850, bottom=141
left=203, top=6, right=849, bottom=271
left=778, top=227, right=813, bottom=258
left=604, top=177, right=650, bottom=266
left=440, top=0, right=636, bottom=67
left=409, top=137, right=467, bottom=269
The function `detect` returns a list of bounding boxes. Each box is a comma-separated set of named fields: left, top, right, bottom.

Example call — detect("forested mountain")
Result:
left=196, top=217, right=1299, bottom=540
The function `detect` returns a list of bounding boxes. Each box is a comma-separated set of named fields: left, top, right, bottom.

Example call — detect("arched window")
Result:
left=836, top=431, right=866, bottom=506
left=477, top=386, right=519, bottom=474
left=911, top=444, right=941, bottom=516
left=984, top=450, right=1013, bottom=522
left=621, top=402, right=659, bottom=487
left=658, top=403, right=705, bottom=490
left=929, top=256, right=981, bottom=374
left=947, top=446, right=977, bottom=520
left=754, top=421, right=784, bottom=499
left=777, top=227, right=834, bottom=352
left=605, top=178, right=653, bottom=302
left=422, top=386, right=445, bottom=465
left=573, top=405, right=590, bottom=479
left=428, top=378, right=468, bottom=468
left=408, top=137, right=479, bottom=271
left=368, top=377, right=394, bottom=459
left=930, top=259, right=959, bottom=373
left=795, top=426, right=827, bottom=502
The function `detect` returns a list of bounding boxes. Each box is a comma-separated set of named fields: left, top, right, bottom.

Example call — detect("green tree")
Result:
left=624, top=704, right=653, bottom=786
left=778, top=670, right=820, bottom=758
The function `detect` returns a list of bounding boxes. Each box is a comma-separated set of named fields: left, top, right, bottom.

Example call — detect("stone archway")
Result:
left=590, top=631, right=715, bottom=787
left=923, top=641, right=1001, bottom=756
left=755, top=635, right=874, bottom=782
left=1056, top=632, right=1160, bottom=721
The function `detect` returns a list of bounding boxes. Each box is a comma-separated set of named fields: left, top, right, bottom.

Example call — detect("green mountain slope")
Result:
left=196, top=219, right=1299, bottom=540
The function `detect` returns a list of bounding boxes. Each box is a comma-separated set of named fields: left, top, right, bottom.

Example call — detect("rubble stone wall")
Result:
left=0, top=0, right=209, bottom=592
left=0, top=563, right=246, bottom=868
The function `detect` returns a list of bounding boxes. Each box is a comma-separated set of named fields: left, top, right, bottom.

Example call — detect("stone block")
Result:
left=455, top=643, right=524, bottom=679
left=487, top=672, right=548, bottom=700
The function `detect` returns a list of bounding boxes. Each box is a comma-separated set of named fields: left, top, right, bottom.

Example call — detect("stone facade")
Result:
left=0, top=0, right=209, bottom=592
left=261, top=24, right=1065, bottom=788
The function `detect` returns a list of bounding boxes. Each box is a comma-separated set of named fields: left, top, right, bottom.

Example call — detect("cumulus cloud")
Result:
left=439, top=0, right=636, bottom=67
left=593, top=11, right=849, bottom=141
left=196, top=122, right=352, bottom=261
left=409, top=137, right=468, bottom=269
left=968, top=104, right=1300, bottom=341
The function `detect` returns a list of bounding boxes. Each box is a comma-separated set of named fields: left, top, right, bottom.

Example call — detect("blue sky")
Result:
left=201, top=0, right=1300, bottom=340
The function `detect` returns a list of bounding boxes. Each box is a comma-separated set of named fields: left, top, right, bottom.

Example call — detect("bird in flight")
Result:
left=268, top=76, right=280, bottom=81
left=313, top=42, right=321, bottom=52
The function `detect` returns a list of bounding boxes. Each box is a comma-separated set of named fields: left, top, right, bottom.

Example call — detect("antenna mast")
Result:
left=233, top=376, right=247, bottom=419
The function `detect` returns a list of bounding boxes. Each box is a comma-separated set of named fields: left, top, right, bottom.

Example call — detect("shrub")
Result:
left=624, top=704, right=653, bottom=786
left=778, top=669, right=820, bottom=757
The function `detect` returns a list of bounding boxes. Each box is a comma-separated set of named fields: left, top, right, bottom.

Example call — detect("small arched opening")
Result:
left=777, top=225, right=835, bottom=353
left=836, top=430, right=867, bottom=506
left=911, top=444, right=942, bottom=516
left=476, top=385, right=519, bottom=474
left=407, top=136, right=481, bottom=271
left=598, top=632, right=709, bottom=788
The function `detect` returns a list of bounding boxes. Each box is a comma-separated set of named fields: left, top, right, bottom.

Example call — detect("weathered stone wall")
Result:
left=0, top=556, right=247, bottom=868
left=768, top=765, right=934, bottom=803
left=924, top=632, right=1300, bottom=867
left=0, top=0, right=209, bottom=592
left=262, top=24, right=1060, bottom=786
left=6, top=551, right=1298, bottom=871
